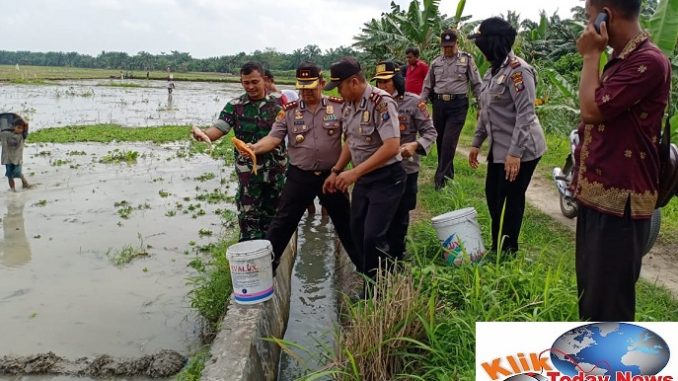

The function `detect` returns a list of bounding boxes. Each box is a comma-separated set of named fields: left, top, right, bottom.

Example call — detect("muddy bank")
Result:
left=0, top=350, right=185, bottom=378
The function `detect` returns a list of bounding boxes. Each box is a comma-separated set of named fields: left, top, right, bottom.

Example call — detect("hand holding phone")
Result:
left=593, top=11, right=609, bottom=34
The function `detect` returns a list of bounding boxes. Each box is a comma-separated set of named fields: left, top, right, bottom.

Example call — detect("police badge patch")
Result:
left=275, top=110, right=285, bottom=122
left=417, top=102, right=430, bottom=118
left=511, top=72, right=525, bottom=92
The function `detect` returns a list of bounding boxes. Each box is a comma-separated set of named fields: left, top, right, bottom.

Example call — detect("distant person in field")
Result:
left=0, top=115, right=31, bottom=192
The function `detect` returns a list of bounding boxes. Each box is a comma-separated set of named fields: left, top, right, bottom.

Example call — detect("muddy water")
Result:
left=0, top=80, right=253, bottom=131
left=0, top=142, right=234, bottom=375
left=278, top=211, right=339, bottom=381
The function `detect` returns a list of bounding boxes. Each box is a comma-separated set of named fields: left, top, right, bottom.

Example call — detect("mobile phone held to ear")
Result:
left=594, top=11, right=609, bottom=34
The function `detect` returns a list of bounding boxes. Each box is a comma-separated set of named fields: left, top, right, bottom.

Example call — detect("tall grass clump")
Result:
left=299, top=267, right=429, bottom=381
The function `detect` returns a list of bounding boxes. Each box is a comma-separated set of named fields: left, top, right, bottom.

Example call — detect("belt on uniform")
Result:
left=436, top=93, right=467, bottom=101
left=291, top=165, right=330, bottom=177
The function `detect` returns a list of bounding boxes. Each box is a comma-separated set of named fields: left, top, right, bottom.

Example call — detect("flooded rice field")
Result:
left=0, top=79, right=245, bottom=131
left=1, top=79, right=330, bottom=380
left=0, top=142, right=234, bottom=379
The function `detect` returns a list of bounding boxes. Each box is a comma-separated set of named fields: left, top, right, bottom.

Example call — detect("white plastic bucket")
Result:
left=431, top=207, right=486, bottom=266
left=226, top=239, right=274, bottom=305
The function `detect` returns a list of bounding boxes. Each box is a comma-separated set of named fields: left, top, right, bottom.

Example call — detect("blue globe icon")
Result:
left=550, top=323, right=670, bottom=376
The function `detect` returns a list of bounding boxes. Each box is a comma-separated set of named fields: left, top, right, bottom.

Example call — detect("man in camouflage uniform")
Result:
left=373, top=61, right=437, bottom=260
left=421, top=29, right=482, bottom=190
left=192, top=61, right=286, bottom=241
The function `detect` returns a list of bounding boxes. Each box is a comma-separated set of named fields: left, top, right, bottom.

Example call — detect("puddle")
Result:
left=0, top=79, right=290, bottom=131
left=0, top=142, right=234, bottom=376
left=278, top=210, right=339, bottom=380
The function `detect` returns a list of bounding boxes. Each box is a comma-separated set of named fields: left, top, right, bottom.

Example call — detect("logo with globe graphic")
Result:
left=549, top=323, right=670, bottom=377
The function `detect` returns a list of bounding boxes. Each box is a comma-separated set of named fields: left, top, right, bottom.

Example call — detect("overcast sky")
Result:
left=0, top=0, right=583, bottom=58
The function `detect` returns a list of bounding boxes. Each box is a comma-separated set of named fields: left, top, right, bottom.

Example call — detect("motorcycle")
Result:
left=553, top=130, right=661, bottom=255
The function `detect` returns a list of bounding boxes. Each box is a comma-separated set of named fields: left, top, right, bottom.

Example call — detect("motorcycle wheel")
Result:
left=642, top=208, right=661, bottom=256
left=559, top=194, right=578, bottom=219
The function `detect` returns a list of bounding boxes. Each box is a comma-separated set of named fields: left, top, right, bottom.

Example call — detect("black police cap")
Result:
left=324, top=58, right=361, bottom=91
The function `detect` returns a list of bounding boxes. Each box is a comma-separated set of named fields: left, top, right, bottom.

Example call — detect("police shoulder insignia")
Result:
left=510, top=58, right=521, bottom=69
left=275, top=110, right=285, bottom=122
left=417, top=101, right=430, bottom=118
left=511, top=71, right=525, bottom=92
left=282, top=101, right=299, bottom=111
left=376, top=101, right=388, bottom=113
left=328, top=96, right=344, bottom=104
left=369, top=92, right=382, bottom=104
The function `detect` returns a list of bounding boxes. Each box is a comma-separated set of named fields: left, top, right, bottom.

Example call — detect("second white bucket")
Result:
left=431, top=207, right=486, bottom=266
left=226, top=239, right=274, bottom=305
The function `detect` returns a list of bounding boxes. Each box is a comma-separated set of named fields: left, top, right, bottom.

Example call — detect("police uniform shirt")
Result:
left=269, top=96, right=343, bottom=171
left=342, top=85, right=401, bottom=167
left=471, top=52, right=546, bottom=163
left=396, top=92, right=437, bottom=174
left=420, top=51, right=482, bottom=100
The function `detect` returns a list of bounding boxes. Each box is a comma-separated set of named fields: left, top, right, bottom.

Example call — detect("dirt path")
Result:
left=459, top=147, right=678, bottom=297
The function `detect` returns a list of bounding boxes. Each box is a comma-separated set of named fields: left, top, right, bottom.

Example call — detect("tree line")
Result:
left=0, top=45, right=363, bottom=74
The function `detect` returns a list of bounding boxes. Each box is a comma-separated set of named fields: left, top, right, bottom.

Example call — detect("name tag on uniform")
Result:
left=294, top=120, right=305, bottom=126
left=362, top=111, right=370, bottom=124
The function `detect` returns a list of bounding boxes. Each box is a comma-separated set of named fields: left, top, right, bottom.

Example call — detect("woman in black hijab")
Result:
left=468, top=17, right=547, bottom=254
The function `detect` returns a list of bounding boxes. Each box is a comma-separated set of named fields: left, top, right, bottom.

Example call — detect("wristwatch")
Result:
left=331, top=167, right=342, bottom=175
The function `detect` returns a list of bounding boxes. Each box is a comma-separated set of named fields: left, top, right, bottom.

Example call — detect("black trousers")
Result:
left=576, top=201, right=650, bottom=321
left=386, top=172, right=419, bottom=261
left=485, top=157, right=540, bottom=252
left=433, top=97, right=469, bottom=187
left=266, top=165, right=360, bottom=271
left=351, top=163, right=406, bottom=278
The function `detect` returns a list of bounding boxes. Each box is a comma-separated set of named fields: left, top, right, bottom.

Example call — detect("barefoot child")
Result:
left=0, top=115, right=31, bottom=191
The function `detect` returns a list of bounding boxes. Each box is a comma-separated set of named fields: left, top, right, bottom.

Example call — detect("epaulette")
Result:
left=282, top=101, right=299, bottom=111
left=328, top=96, right=344, bottom=104
left=461, top=51, right=472, bottom=57
left=369, top=92, right=382, bottom=104
left=510, top=58, right=521, bottom=69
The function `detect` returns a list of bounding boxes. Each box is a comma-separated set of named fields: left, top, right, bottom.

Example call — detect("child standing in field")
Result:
left=0, top=115, right=31, bottom=192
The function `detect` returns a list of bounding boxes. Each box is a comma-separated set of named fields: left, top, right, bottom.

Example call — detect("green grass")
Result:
left=306, top=117, right=678, bottom=380
left=100, top=149, right=139, bottom=164
left=28, top=124, right=192, bottom=143
left=458, top=110, right=678, bottom=246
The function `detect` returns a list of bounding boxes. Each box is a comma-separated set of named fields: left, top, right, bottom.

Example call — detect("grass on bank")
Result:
left=457, top=109, right=678, bottom=246
left=302, top=131, right=678, bottom=380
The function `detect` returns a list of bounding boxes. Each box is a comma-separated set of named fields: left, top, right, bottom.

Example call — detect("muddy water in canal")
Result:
left=0, top=142, right=233, bottom=379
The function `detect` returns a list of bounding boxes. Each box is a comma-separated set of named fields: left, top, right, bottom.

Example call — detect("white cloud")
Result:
left=0, top=0, right=581, bottom=58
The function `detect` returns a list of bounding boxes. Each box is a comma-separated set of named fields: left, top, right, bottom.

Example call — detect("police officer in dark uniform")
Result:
left=322, top=57, right=404, bottom=280
left=247, top=63, right=359, bottom=271
left=421, top=29, right=482, bottom=189
left=372, top=61, right=437, bottom=260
